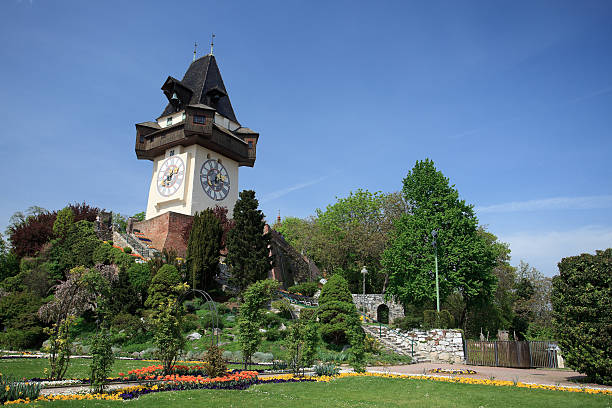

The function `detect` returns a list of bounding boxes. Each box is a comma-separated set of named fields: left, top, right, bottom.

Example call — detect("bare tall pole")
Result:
left=432, top=230, right=440, bottom=313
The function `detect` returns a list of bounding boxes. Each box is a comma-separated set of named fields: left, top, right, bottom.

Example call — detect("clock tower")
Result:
left=132, top=53, right=258, bottom=255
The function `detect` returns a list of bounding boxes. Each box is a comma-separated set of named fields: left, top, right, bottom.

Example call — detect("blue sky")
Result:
left=1, top=0, right=611, bottom=276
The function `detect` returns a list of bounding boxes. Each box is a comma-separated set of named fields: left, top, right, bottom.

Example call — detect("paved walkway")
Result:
left=368, top=362, right=612, bottom=391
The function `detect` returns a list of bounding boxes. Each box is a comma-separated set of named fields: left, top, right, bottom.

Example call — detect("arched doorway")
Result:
left=377, top=304, right=389, bottom=324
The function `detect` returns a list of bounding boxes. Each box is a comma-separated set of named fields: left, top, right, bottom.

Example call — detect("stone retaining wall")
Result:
left=392, top=328, right=465, bottom=363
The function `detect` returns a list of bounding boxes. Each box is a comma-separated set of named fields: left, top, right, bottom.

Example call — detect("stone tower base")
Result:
left=131, top=211, right=193, bottom=257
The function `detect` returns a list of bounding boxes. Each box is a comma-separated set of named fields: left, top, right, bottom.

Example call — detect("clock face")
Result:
left=156, top=156, right=185, bottom=197
left=200, top=159, right=230, bottom=201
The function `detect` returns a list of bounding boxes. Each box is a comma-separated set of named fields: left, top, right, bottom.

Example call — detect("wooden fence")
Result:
left=465, top=341, right=559, bottom=368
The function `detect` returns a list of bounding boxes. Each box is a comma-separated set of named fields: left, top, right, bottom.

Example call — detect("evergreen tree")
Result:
left=318, top=274, right=361, bottom=345
left=382, top=159, right=497, bottom=330
left=186, top=209, right=222, bottom=290
left=226, top=190, right=273, bottom=293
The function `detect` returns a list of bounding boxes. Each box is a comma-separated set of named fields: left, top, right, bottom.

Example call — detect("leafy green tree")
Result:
left=126, top=263, right=152, bottom=307
left=226, top=190, right=273, bottom=293
left=89, top=329, right=114, bottom=393
left=132, top=212, right=146, bottom=222
left=186, top=209, right=222, bottom=290
left=237, top=279, right=279, bottom=368
left=512, top=261, right=553, bottom=340
left=285, top=308, right=320, bottom=375
left=47, top=220, right=103, bottom=280
left=145, top=264, right=183, bottom=309
left=347, top=320, right=366, bottom=372
left=145, top=264, right=186, bottom=374
left=151, top=299, right=185, bottom=375
left=552, top=249, right=611, bottom=385
left=318, top=274, right=361, bottom=346
left=0, top=291, right=44, bottom=349
left=53, top=207, right=74, bottom=239
left=382, top=159, right=497, bottom=329
left=0, top=236, right=21, bottom=283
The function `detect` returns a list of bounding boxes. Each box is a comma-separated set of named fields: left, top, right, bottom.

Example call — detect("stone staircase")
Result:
left=362, top=324, right=431, bottom=363
left=113, top=230, right=159, bottom=260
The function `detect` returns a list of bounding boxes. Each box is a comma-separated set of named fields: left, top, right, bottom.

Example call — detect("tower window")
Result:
left=248, top=141, right=254, bottom=148
left=193, top=115, right=206, bottom=124
left=182, top=112, right=186, bottom=121
left=166, top=117, right=173, bottom=126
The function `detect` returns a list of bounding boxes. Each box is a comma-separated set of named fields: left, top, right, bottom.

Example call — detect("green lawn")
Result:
left=0, top=358, right=154, bottom=379
left=0, top=358, right=271, bottom=380
left=22, top=376, right=612, bottom=407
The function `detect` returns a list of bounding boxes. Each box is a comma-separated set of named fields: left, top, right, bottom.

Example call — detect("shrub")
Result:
left=90, top=329, right=114, bottom=393
left=265, top=328, right=283, bottom=341
left=423, top=309, right=455, bottom=329
left=123, top=246, right=132, bottom=254
left=552, top=249, right=611, bottom=385
left=252, top=351, right=274, bottom=363
left=0, top=291, right=44, bottom=349
left=392, top=315, right=422, bottom=331
left=313, top=363, right=340, bottom=376
left=111, top=313, right=144, bottom=341
left=364, top=335, right=382, bottom=354
left=318, top=275, right=361, bottom=346
left=182, top=313, right=201, bottom=333
left=205, top=345, right=227, bottom=378
left=271, top=300, right=293, bottom=319
left=200, top=313, right=224, bottom=329
left=288, top=281, right=319, bottom=297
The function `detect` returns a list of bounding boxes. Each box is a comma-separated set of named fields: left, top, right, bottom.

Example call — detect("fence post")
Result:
left=494, top=342, right=498, bottom=367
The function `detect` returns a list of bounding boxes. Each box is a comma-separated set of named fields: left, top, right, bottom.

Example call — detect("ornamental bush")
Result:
left=552, top=249, right=611, bottom=385
left=288, top=281, right=319, bottom=297
left=318, top=274, right=360, bottom=345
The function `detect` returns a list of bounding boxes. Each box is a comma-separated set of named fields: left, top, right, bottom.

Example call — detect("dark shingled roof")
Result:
left=161, top=55, right=238, bottom=123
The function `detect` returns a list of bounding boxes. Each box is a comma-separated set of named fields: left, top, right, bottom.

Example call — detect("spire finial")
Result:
left=193, top=41, right=198, bottom=62
left=277, top=210, right=281, bottom=225
left=210, top=33, right=215, bottom=55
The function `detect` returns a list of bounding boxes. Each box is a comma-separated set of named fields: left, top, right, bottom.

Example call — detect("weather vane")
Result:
left=193, top=41, right=198, bottom=62
left=210, top=33, right=215, bottom=55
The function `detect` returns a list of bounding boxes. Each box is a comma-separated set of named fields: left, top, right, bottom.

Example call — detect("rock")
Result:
left=259, top=328, right=267, bottom=333
left=187, top=332, right=202, bottom=340
left=438, top=352, right=450, bottom=362
left=279, top=323, right=287, bottom=331
left=42, top=340, right=51, bottom=348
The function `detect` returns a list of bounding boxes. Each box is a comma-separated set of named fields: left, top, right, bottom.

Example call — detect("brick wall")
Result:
left=132, top=211, right=193, bottom=257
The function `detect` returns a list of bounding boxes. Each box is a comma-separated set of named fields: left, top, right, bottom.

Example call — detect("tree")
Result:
left=145, top=264, right=186, bottom=374
left=552, top=249, right=611, bottom=385
left=0, top=236, right=19, bottom=282
left=126, top=263, right=152, bottom=307
left=0, top=291, right=44, bottom=349
left=38, top=264, right=118, bottom=380
left=285, top=308, right=320, bottom=375
left=89, top=329, right=114, bottom=393
left=317, top=274, right=361, bottom=346
left=226, top=191, right=273, bottom=293
left=144, top=264, right=183, bottom=309
left=382, top=159, right=497, bottom=329
left=47, top=220, right=103, bottom=280
left=53, top=207, right=74, bottom=239
left=237, top=279, right=279, bottom=368
left=186, top=209, right=222, bottom=290
left=7, top=203, right=100, bottom=259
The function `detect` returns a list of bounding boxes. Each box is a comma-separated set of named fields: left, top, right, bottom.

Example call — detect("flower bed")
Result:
left=3, top=370, right=611, bottom=404
left=429, top=368, right=477, bottom=375
left=119, top=364, right=211, bottom=381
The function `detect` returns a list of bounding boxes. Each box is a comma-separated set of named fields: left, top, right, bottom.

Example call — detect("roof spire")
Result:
left=193, top=41, right=198, bottom=62
left=210, top=33, right=215, bottom=55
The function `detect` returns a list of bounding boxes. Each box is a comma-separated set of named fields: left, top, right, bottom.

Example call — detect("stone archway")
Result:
left=376, top=304, right=389, bottom=324
left=351, top=294, right=404, bottom=323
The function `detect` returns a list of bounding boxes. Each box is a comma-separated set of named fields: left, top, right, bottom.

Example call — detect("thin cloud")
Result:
left=500, top=226, right=612, bottom=276
left=476, top=195, right=612, bottom=214
left=260, top=175, right=329, bottom=203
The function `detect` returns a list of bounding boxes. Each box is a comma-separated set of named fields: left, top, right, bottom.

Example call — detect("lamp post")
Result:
left=431, top=230, right=440, bottom=313
left=361, top=266, right=368, bottom=316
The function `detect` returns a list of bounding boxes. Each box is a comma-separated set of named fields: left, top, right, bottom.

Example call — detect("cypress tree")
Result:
left=186, top=209, right=223, bottom=291
left=226, top=190, right=273, bottom=293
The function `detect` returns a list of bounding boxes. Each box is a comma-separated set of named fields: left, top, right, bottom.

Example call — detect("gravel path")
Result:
left=367, top=362, right=612, bottom=391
